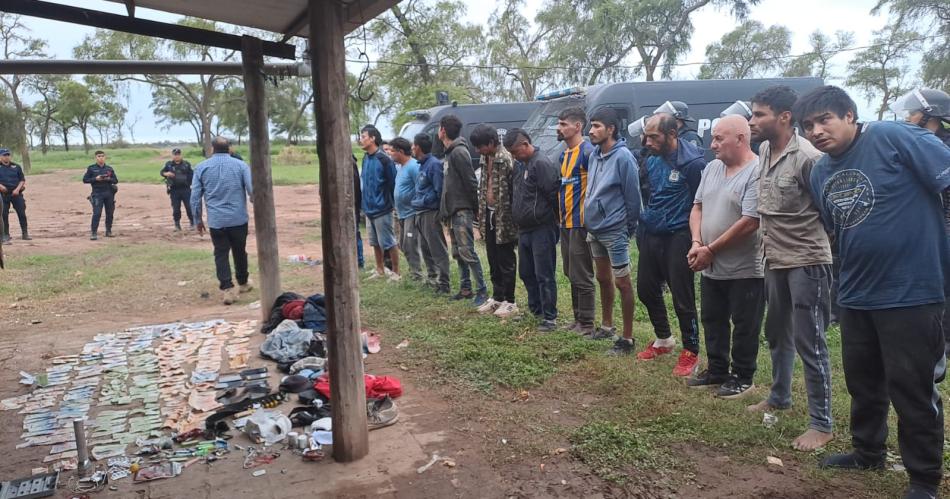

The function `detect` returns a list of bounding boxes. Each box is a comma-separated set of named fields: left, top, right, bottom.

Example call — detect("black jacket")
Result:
left=512, top=149, right=560, bottom=231
left=161, top=160, right=193, bottom=189
left=440, top=137, right=478, bottom=219
left=83, top=164, right=118, bottom=195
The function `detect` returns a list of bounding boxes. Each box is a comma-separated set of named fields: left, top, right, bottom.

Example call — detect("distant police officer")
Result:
left=891, top=88, right=950, bottom=146
left=654, top=100, right=704, bottom=149
left=161, top=148, right=195, bottom=231
left=83, top=150, right=118, bottom=240
left=0, top=148, right=30, bottom=242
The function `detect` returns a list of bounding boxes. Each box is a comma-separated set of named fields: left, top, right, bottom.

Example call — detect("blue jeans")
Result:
left=519, top=225, right=559, bottom=321
left=448, top=209, right=486, bottom=295
left=356, top=219, right=365, bottom=268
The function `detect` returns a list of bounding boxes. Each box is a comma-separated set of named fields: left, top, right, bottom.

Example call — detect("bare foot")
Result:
left=792, top=429, right=833, bottom=451
left=746, top=399, right=780, bottom=413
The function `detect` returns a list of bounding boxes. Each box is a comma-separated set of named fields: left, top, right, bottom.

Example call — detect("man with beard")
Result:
left=636, top=113, right=705, bottom=376
left=746, top=85, right=835, bottom=452
left=583, top=108, right=641, bottom=354
left=654, top=101, right=704, bottom=149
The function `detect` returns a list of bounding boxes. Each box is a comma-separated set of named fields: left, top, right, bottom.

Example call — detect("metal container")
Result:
left=296, top=434, right=309, bottom=450
left=286, top=431, right=299, bottom=449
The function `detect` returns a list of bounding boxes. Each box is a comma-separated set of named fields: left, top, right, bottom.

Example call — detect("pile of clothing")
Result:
left=261, top=292, right=328, bottom=335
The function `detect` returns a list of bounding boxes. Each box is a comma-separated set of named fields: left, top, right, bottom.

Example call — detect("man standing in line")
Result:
left=191, top=136, right=254, bottom=305
left=439, top=114, right=487, bottom=305
left=161, top=147, right=195, bottom=231
left=746, top=85, right=834, bottom=452
left=654, top=101, right=704, bottom=149
left=411, top=133, right=450, bottom=294
left=583, top=108, right=641, bottom=353
left=471, top=124, right=519, bottom=318
left=83, top=150, right=118, bottom=241
left=800, top=86, right=950, bottom=499
left=505, top=128, right=560, bottom=331
left=359, top=125, right=400, bottom=281
left=390, top=137, right=424, bottom=281
left=685, top=115, right=764, bottom=398
left=555, top=107, right=597, bottom=335
left=636, top=113, right=705, bottom=376
left=0, top=148, right=30, bottom=242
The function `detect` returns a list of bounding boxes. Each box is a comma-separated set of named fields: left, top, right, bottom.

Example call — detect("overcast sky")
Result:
left=19, top=0, right=892, bottom=143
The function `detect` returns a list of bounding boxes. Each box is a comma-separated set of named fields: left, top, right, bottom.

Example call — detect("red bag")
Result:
left=313, top=373, right=403, bottom=399
left=281, top=300, right=305, bottom=320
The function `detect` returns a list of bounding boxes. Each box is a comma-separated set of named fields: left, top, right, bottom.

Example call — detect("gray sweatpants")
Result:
left=397, top=215, right=424, bottom=280
left=764, top=264, right=834, bottom=433
left=415, top=210, right=450, bottom=292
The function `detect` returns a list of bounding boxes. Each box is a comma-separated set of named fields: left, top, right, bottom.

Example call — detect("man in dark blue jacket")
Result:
left=359, top=125, right=399, bottom=281
left=83, top=150, right=119, bottom=240
left=637, top=113, right=705, bottom=377
left=411, top=133, right=450, bottom=293
left=0, top=148, right=29, bottom=242
left=161, top=148, right=195, bottom=231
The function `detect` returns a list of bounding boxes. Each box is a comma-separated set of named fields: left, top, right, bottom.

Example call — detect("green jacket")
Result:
left=477, top=146, right=517, bottom=245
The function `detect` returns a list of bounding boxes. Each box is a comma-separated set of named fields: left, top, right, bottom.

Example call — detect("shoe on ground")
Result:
left=452, top=290, right=473, bottom=301
left=672, top=350, right=700, bottom=377
left=388, top=272, right=402, bottom=282
left=20, top=233, right=31, bottom=240
left=538, top=320, right=557, bottom=332
left=494, top=301, right=519, bottom=318
left=90, top=232, right=98, bottom=241
left=239, top=281, right=254, bottom=293
left=105, top=230, right=114, bottom=237
left=435, top=287, right=451, bottom=296
left=222, top=287, right=237, bottom=305
left=174, top=223, right=182, bottom=232
left=0, top=234, right=10, bottom=243
left=607, top=337, right=635, bottom=356
left=477, top=298, right=500, bottom=314
left=577, top=324, right=595, bottom=337
left=472, top=292, right=488, bottom=307
left=686, top=369, right=729, bottom=389
left=904, top=484, right=938, bottom=499
left=637, top=340, right=675, bottom=360
left=367, top=395, right=399, bottom=431
left=367, top=270, right=385, bottom=280
left=589, top=326, right=615, bottom=340
left=716, top=376, right=754, bottom=399
left=564, top=321, right=581, bottom=332
left=819, top=452, right=885, bottom=471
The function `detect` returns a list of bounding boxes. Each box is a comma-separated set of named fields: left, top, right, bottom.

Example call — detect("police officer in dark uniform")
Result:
left=161, top=147, right=195, bottom=231
left=0, top=148, right=30, bottom=242
left=83, top=150, right=118, bottom=240
left=891, top=88, right=950, bottom=146
left=653, top=100, right=704, bottom=149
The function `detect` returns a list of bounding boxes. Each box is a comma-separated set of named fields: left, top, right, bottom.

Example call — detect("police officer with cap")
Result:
left=891, top=88, right=950, bottom=146
left=0, top=148, right=30, bottom=242
left=654, top=100, right=704, bottom=149
left=83, top=150, right=118, bottom=240
left=161, top=147, right=195, bottom=231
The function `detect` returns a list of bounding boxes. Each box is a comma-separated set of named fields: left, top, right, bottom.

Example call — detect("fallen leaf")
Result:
left=552, top=448, right=567, bottom=455
left=443, top=459, right=456, bottom=468
left=396, top=339, right=410, bottom=349
left=766, top=456, right=783, bottom=467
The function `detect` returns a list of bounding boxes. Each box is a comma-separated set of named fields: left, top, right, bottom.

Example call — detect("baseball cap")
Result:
left=0, top=148, right=10, bottom=156
left=171, top=148, right=182, bottom=154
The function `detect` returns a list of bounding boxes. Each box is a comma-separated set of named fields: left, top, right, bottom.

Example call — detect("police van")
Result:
left=522, top=77, right=824, bottom=162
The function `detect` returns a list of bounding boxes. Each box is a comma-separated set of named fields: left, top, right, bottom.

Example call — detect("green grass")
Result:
left=26, top=145, right=364, bottom=186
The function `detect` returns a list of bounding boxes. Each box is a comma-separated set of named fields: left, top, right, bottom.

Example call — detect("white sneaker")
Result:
left=494, top=302, right=519, bottom=318
left=367, top=270, right=385, bottom=280
left=477, top=298, right=500, bottom=314
left=388, top=272, right=402, bottom=282
left=384, top=267, right=396, bottom=277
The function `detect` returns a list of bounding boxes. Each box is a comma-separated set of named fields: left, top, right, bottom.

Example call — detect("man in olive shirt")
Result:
left=748, top=85, right=834, bottom=451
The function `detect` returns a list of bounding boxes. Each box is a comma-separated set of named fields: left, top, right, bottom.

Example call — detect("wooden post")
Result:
left=309, top=0, right=369, bottom=461
left=240, top=35, right=281, bottom=322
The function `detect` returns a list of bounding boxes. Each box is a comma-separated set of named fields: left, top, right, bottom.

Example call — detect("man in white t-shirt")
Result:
left=685, top=115, right=765, bottom=399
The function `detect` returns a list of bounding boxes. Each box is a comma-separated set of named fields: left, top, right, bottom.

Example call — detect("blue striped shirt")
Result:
left=191, top=153, right=253, bottom=229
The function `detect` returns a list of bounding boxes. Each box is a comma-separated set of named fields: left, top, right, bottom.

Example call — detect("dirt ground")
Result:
left=0, top=169, right=874, bottom=498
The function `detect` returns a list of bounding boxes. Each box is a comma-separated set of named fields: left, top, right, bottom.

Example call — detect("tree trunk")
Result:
left=200, top=113, right=212, bottom=157
left=10, top=93, right=31, bottom=173
left=391, top=4, right=432, bottom=85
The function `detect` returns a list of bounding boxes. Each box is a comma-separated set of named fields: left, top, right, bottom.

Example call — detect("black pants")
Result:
left=700, top=276, right=765, bottom=382
left=484, top=214, right=516, bottom=303
left=636, top=229, right=700, bottom=353
left=840, top=304, right=945, bottom=488
left=170, top=187, right=194, bottom=225
left=209, top=223, right=249, bottom=290
left=518, top=225, right=558, bottom=320
left=90, top=192, right=115, bottom=234
left=1, top=194, right=27, bottom=235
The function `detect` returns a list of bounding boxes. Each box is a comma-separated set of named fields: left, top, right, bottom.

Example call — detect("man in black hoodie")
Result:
left=439, top=114, right=487, bottom=305
left=504, top=128, right=561, bottom=331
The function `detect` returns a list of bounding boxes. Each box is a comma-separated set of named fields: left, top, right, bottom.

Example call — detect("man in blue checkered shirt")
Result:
left=191, top=136, right=254, bottom=305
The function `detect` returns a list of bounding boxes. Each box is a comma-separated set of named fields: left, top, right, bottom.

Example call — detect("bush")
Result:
left=276, top=145, right=314, bottom=165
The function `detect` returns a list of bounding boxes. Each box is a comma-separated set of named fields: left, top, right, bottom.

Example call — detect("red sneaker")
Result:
left=672, top=350, right=700, bottom=377
left=636, top=340, right=674, bottom=360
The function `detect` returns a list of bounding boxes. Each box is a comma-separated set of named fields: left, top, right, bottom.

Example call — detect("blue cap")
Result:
left=0, top=148, right=10, bottom=156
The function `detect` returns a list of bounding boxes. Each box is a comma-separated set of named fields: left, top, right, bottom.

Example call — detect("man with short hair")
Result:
left=800, top=86, right=950, bottom=499
left=0, top=148, right=30, bottom=242
left=439, top=114, right=487, bottom=305
left=83, top=150, right=119, bottom=241
left=390, top=137, right=424, bottom=281
left=654, top=100, right=704, bottom=149
left=359, top=125, right=400, bottom=281
left=637, top=113, right=705, bottom=376
left=583, top=108, right=641, bottom=353
left=556, top=107, right=596, bottom=335
left=746, top=85, right=835, bottom=452
left=161, top=147, right=195, bottom=231
left=504, top=128, right=560, bottom=331
left=410, top=132, right=450, bottom=294
left=471, top=124, right=519, bottom=317
left=685, top=115, right=764, bottom=399
left=191, top=136, right=254, bottom=305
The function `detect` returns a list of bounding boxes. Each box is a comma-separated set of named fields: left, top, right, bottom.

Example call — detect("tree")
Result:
left=698, top=21, right=791, bottom=79
left=0, top=13, right=47, bottom=172
left=783, top=30, right=855, bottom=80
left=483, top=0, right=555, bottom=100
left=26, top=75, right=66, bottom=154
left=268, top=76, right=314, bottom=144
left=845, top=24, right=919, bottom=120
left=872, top=0, right=949, bottom=90
left=57, top=80, right=99, bottom=153
left=0, top=89, right=24, bottom=152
